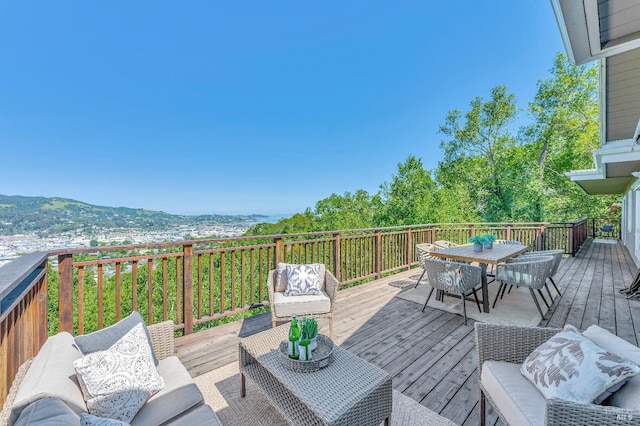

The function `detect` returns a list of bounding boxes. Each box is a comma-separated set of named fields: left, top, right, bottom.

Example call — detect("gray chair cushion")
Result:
left=74, top=311, right=158, bottom=365
left=10, top=332, right=86, bottom=424
left=481, top=360, right=546, bottom=426
left=165, top=405, right=222, bottom=426
left=14, top=397, right=80, bottom=426
left=272, top=290, right=331, bottom=318
left=583, top=325, right=640, bottom=410
left=130, top=355, right=204, bottom=426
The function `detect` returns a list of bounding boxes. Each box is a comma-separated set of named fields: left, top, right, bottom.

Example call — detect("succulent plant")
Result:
left=303, top=317, right=318, bottom=338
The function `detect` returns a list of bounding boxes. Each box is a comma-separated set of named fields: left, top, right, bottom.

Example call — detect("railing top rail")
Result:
left=0, top=251, right=48, bottom=302
left=46, top=221, right=570, bottom=256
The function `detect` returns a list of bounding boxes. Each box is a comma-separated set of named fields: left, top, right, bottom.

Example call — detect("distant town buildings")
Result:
left=0, top=223, right=253, bottom=268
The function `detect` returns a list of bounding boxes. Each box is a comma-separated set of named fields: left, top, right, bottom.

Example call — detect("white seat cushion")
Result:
left=272, top=290, right=331, bottom=318
left=481, top=361, right=546, bottom=426
left=131, top=356, right=204, bottom=426
left=583, top=325, right=640, bottom=410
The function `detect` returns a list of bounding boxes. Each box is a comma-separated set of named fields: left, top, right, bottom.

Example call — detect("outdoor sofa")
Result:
left=0, top=313, right=221, bottom=425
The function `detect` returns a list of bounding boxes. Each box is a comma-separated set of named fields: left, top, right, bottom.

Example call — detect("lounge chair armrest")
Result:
left=324, top=270, right=340, bottom=303
left=475, top=323, right=560, bottom=369
left=545, top=398, right=640, bottom=426
left=147, top=320, right=175, bottom=360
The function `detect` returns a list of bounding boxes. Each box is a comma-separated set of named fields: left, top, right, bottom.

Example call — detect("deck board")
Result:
left=176, top=239, right=640, bottom=425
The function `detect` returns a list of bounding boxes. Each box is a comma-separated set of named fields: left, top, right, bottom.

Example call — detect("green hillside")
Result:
left=0, top=194, right=266, bottom=236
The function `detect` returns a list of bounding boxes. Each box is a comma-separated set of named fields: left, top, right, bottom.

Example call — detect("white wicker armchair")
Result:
left=475, top=323, right=640, bottom=426
left=267, top=265, right=339, bottom=338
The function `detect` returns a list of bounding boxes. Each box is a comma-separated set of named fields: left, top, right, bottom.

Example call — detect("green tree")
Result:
left=375, top=155, right=438, bottom=226
left=438, top=85, right=522, bottom=221
left=525, top=53, right=619, bottom=221
left=313, top=190, right=375, bottom=230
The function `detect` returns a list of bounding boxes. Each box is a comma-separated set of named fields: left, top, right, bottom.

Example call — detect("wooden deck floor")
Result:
left=176, top=239, right=640, bottom=425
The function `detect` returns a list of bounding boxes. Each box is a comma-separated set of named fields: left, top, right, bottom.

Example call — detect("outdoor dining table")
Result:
left=428, top=243, right=529, bottom=313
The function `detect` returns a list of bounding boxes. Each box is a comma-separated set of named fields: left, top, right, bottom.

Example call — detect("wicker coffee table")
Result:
left=240, top=325, right=393, bottom=425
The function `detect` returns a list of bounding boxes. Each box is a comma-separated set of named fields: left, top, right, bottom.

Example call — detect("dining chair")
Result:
left=414, top=243, right=441, bottom=288
left=494, top=239, right=523, bottom=246
left=493, top=256, right=554, bottom=317
left=420, top=257, right=482, bottom=325
left=434, top=240, right=460, bottom=248
left=518, top=249, right=564, bottom=296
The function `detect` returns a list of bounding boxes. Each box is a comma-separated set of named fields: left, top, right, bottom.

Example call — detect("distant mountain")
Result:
left=0, top=194, right=267, bottom=236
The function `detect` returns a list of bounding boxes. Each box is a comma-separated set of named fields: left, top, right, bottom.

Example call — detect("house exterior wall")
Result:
left=622, top=179, right=640, bottom=267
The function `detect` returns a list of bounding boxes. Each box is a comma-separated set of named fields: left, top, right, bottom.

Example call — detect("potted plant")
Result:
left=482, top=233, right=497, bottom=249
left=469, top=235, right=486, bottom=252
left=303, top=318, right=319, bottom=351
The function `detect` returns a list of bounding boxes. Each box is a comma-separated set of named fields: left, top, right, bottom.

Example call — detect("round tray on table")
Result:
left=278, top=334, right=335, bottom=373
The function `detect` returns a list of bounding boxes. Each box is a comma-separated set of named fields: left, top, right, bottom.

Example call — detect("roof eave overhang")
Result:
left=551, top=0, right=640, bottom=65
left=566, top=141, right=640, bottom=194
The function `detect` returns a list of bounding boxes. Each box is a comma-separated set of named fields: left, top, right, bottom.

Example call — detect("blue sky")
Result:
left=0, top=1, right=565, bottom=215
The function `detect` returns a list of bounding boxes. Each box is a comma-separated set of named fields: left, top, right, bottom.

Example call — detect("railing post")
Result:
left=568, top=224, right=575, bottom=256
left=58, top=254, right=74, bottom=333
left=427, top=226, right=434, bottom=244
left=183, top=244, right=193, bottom=335
left=506, top=224, right=512, bottom=240
left=333, top=233, right=341, bottom=281
left=406, top=227, right=413, bottom=270
left=375, top=229, right=382, bottom=279
left=274, top=237, right=282, bottom=267
left=469, top=224, right=475, bottom=237
left=537, top=225, right=545, bottom=251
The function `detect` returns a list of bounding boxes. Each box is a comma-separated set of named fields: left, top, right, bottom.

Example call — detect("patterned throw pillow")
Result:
left=74, top=323, right=164, bottom=422
left=521, top=325, right=640, bottom=404
left=284, top=264, right=321, bottom=296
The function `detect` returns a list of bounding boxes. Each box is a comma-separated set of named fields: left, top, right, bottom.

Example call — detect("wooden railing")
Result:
left=0, top=252, right=49, bottom=404
left=43, top=220, right=589, bottom=337
left=587, top=218, right=622, bottom=240
left=0, top=219, right=595, bottom=405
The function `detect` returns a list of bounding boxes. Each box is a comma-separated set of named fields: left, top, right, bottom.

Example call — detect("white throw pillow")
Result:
left=521, top=325, right=640, bottom=404
left=74, top=323, right=164, bottom=422
left=284, top=264, right=321, bottom=296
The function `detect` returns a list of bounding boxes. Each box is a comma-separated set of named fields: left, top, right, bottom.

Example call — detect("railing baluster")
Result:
left=209, top=253, right=215, bottom=316
left=162, top=258, right=168, bottom=321
left=220, top=252, right=226, bottom=314
left=250, top=249, right=255, bottom=306
left=147, top=259, right=153, bottom=326
left=115, top=262, right=121, bottom=322
left=240, top=250, right=245, bottom=309
left=259, top=248, right=264, bottom=302
left=132, top=261, right=138, bottom=312
left=197, top=254, right=203, bottom=319
left=176, top=257, right=182, bottom=327
left=97, top=263, right=104, bottom=329
left=183, top=244, right=194, bottom=334
left=77, top=266, right=84, bottom=335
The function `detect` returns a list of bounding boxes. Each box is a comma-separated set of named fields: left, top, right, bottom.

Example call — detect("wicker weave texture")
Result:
left=0, top=359, right=32, bottom=426
left=475, top=323, right=640, bottom=426
left=240, top=325, right=392, bottom=425
left=147, top=320, right=176, bottom=360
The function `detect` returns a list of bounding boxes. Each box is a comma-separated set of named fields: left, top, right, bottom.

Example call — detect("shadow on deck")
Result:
left=176, top=238, right=640, bottom=425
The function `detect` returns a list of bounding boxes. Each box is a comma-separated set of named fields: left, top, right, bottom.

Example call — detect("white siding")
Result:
left=622, top=181, right=640, bottom=267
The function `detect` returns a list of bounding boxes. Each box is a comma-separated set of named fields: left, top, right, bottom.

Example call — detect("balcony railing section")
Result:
left=0, top=218, right=595, bottom=405
left=0, top=252, right=49, bottom=404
